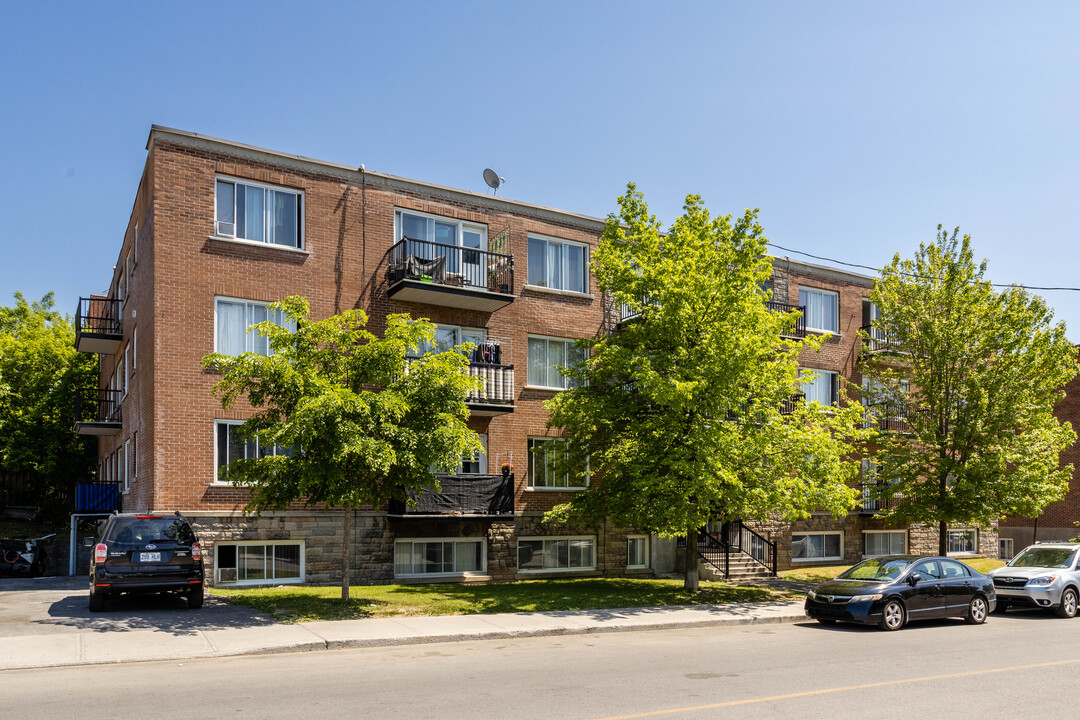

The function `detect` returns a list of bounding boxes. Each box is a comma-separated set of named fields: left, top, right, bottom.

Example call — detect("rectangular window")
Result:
left=393, top=539, right=486, bottom=576
left=215, top=420, right=293, bottom=482
left=215, top=178, right=303, bottom=249
left=132, top=327, right=137, bottom=372
left=527, top=335, right=585, bottom=389
left=864, top=531, right=906, bottom=557
left=999, top=538, right=1014, bottom=561
left=517, top=537, right=595, bottom=572
left=417, top=324, right=487, bottom=357
left=461, top=434, right=487, bottom=475
left=527, top=437, right=588, bottom=490
left=216, top=541, right=304, bottom=585
left=947, top=529, right=977, bottom=555
left=215, top=298, right=296, bottom=357
left=131, top=433, right=137, bottom=482
left=798, top=287, right=838, bottom=333
left=527, top=235, right=587, bottom=293
left=120, top=444, right=129, bottom=492
left=124, top=344, right=131, bottom=391
left=627, top=536, right=649, bottom=569
left=799, top=368, right=837, bottom=406
left=791, top=532, right=842, bottom=562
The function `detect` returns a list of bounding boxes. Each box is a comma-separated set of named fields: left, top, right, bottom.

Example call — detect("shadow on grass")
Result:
left=216, top=578, right=791, bottom=623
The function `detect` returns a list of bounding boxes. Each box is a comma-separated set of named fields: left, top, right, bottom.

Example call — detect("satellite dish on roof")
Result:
left=483, top=168, right=505, bottom=195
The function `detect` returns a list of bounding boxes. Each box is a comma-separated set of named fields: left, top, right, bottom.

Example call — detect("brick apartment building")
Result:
left=73, top=126, right=994, bottom=588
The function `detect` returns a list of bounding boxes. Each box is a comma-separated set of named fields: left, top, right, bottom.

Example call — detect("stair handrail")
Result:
left=724, top=520, right=777, bottom=576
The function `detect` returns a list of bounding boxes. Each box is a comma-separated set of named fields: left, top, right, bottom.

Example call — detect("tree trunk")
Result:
left=684, top=527, right=700, bottom=593
left=341, top=504, right=352, bottom=601
left=938, top=519, right=947, bottom=556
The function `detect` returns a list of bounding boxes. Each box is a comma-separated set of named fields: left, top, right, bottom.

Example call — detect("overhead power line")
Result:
left=766, top=242, right=1080, bottom=292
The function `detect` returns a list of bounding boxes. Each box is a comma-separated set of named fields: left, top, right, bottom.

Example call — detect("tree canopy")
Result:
left=0, top=292, right=97, bottom=518
left=543, top=186, right=868, bottom=590
left=202, top=296, right=482, bottom=599
left=862, top=226, right=1078, bottom=554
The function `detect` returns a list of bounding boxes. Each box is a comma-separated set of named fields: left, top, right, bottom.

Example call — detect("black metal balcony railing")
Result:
left=406, top=357, right=515, bottom=407
left=75, top=388, right=123, bottom=425
left=859, top=484, right=898, bottom=513
left=387, top=473, right=515, bottom=516
left=863, top=401, right=915, bottom=433
left=766, top=301, right=807, bottom=338
left=726, top=393, right=805, bottom=420
left=861, top=324, right=903, bottom=353
left=389, top=237, right=514, bottom=294
left=76, top=297, right=122, bottom=336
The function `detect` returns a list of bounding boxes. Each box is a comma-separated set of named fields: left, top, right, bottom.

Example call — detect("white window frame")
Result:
left=214, top=297, right=295, bottom=357
left=131, top=326, right=137, bottom=372
left=798, top=287, right=839, bottom=333
left=214, top=419, right=293, bottom=485
left=417, top=323, right=487, bottom=357
left=799, top=368, right=837, bottom=406
left=627, top=535, right=649, bottom=569
left=947, top=529, right=978, bottom=556
left=526, top=233, right=589, bottom=294
left=131, top=432, right=137, bottom=483
left=517, top=536, right=596, bottom=573
left=863, top=530, right=906, bottom=557
left=527, top=335, right=585, bottom=390
left=214, top=175, right=304, bottom=250
left=999, top=537, right=1014, bottom=561
left=527, top=437, right=589, bottom=490
left=393, top=537, right=488, bottom=578
left=214, top=540, right=305, bottom=586
left=394, top=208, right=487, bottom=250
left=791, top=531, right=843, bottom=562
left=120, top=443, right=129, bottom=493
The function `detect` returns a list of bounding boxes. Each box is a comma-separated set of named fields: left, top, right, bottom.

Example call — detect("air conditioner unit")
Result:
left=216, top=221, right=235, bottom=237
left=218, top=568, right=238, bottom=583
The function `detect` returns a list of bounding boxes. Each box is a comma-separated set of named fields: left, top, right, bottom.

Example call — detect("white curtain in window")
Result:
left=217, top=301, right=246, bottom=356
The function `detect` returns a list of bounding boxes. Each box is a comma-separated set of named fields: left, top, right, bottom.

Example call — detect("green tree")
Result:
left=202, top=296, right=481, bottom=599
left=863, top=226, right=1078, bottom=554
left=544, top=186, right=868, bottom=591
left=0, top=292, right=97, bottom=518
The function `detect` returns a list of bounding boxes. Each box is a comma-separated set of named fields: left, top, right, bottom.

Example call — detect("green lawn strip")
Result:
left=780, top=557, right=1007, bottom=585
left=211, top=578, right=799, bottom=623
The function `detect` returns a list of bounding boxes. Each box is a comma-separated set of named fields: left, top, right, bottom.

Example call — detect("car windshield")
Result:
left=1008, top=548, right=1077, bottom=569
left=110, top=517, right=193, bottom=544
left=837, top=558, right=913, bottom=581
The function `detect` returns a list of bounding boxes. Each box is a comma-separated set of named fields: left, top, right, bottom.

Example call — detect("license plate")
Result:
left=139, top=552, right=162, bottom=562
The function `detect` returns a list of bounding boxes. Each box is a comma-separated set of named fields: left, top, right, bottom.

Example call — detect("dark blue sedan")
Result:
left=804, top=555, right=996, bottom=631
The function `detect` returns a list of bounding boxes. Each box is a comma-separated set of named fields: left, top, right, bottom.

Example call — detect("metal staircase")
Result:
left=679, top=521, right=777, bottom=580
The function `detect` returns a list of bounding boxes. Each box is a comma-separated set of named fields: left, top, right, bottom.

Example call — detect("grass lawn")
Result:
left=211, top=578, right=802, bottom=623
left=780, top=557, right=1006, bottom=585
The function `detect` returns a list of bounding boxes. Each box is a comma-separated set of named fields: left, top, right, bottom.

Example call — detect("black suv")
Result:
left=88, top=512, right=204, bottom=611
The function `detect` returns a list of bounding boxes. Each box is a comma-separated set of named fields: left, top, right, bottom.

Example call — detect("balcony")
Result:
left=406, top=356, right=516, bottom=415
left=766, top=301, right=806, bottom=339
left=74, top=388, right=122, bottom=436
left=861, top=324, right=903, bottom=354
left=863, top=401, right=915, bottom=434
left=726, top=393, right=804, bottom=421
left=75, top=297, right=123, bottom=354
left=387, top=473, right=515, bottom=517
left=387, top=237, right=515, bottom=313
left=858, top=483, right=898, bottom=514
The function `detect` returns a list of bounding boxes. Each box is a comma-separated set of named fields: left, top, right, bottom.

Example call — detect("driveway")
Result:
left=0, top=575, right=275, bottom=638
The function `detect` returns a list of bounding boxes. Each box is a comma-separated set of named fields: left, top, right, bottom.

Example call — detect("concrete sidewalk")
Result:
left=0, top=577, right=809, bottom=671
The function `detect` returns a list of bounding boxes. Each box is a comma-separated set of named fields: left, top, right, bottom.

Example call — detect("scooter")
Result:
left=0, top=533, right=56, bottom=577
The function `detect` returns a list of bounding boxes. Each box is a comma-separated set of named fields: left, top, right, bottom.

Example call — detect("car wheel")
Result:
left=879, top=599, right=905, bottom=631
left=966, top=595, right=988, bottom=625
left=88, top=589, right=106, bottom=613
left=187, top=585, right=204, bottom=609
left=1056, top=587, right=1078, bottom=619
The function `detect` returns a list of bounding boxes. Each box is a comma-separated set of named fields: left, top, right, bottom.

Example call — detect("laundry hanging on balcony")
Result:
left=471, top=340, right=502, bottom=365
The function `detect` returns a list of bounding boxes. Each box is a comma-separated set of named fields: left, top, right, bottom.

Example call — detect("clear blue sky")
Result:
left=3, top=2, right=1079, bottom=336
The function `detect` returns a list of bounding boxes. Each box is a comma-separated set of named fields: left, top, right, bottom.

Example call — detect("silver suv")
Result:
left=988, top=542, right=1080, bottom=618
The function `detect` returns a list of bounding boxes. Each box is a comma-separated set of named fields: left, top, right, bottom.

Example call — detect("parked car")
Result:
left=87, top=512, right=204, bottom=611
left=804, top=555, right=996, bottom=631
left=987, top=542, right=1080, bottom=618
left=0, top=533, right=55, bottom=577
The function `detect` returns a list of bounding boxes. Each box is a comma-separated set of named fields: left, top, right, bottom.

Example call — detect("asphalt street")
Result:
left=2, top=608, right=1076, bottom=719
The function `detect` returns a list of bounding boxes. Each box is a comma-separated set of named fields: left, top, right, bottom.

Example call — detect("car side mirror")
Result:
left=908, top=573, right=922, bottom=585
left=82, top=537, right=96, bottom=548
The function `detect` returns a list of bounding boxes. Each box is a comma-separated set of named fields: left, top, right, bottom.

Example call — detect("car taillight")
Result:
left=94, top=543, right=107, bottom=563
left=191, top=542, right=202, bottom=561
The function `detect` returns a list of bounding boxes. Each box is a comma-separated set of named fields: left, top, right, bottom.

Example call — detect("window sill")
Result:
left=523, top=385, right=567, bottom=392
left=208, top=235, right=311, bottom=256
left=215, top=576, right=304, bottom=587
left=522, top=284, right=594, bottom=300
left=806, top=328, right=840, bottom=338
left=791, top=558, right=843, bottom=563
left=525, top=486, right=589, bottom=492
left=518, top=567, right=597, bottom=575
